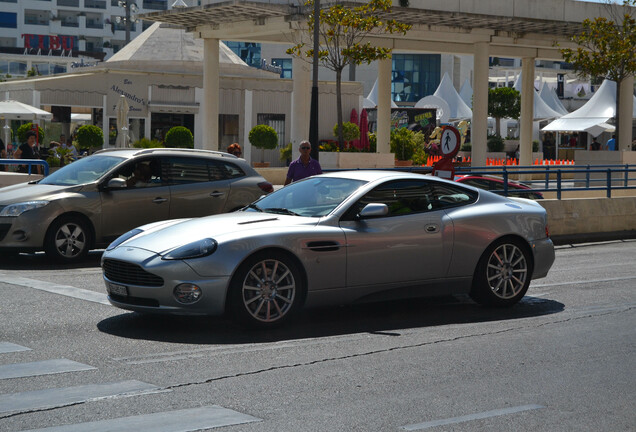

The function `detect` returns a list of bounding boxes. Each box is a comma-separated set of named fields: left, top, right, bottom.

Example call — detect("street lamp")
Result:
left=116, top=1, right=138, bottom=45
left=308, top=0, right=320, bottom=160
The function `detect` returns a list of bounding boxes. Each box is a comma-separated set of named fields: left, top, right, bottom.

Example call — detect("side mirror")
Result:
left=358, top=203, right=389, bottom=219
left=106, top=178, right=127, bottom=189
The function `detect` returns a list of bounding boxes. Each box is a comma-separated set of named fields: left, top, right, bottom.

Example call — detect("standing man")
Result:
left=284, top=140, right=322, bottom=185
left=605, top=134, right=616, bottom=151
left=0, top=136, right=6, bottom=171
left=13, top=131, right=42, bottom=174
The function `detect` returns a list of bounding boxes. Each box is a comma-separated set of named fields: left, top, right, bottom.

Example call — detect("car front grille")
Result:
left=0, top=223, right=11, bottom=241
left=103, top=259, right=164, bottom=287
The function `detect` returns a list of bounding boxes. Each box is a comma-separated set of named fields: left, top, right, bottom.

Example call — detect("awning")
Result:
left=541, top=117, right=611, bottom=133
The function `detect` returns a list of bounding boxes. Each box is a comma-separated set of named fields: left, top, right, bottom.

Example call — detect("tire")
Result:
left=470, top=238, right=532, bottom=307
left=44, top=216, right=91, bottom=263
left=228, top=251, right=305, bottom=328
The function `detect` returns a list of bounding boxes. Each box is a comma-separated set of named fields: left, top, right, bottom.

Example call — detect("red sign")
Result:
left=431, top=126, right=461, bottom=179
left=22, top=34, right=75, bottom=50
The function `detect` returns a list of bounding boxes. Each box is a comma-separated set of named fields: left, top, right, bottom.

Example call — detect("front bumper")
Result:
left=102, top=246, right=231, bottom=316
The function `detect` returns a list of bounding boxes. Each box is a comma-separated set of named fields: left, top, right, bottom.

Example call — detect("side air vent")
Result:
left=306, top=241, right=341, bottom=252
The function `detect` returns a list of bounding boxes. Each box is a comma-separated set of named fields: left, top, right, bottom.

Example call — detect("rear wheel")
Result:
left=228, top=251, right=304, bottom=328
left=44, top=216, right=91, bottom=263
left=470, top=238, right=532, bottom=306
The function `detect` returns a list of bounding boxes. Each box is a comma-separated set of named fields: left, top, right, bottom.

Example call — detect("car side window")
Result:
left=218, top=161, right=246, bottom=179
left=113, top=158, right=164, bottom=189
left=345, top=179, right=435, bottom=219
left=165, top=157, right=210, bottom=184
left=430, top=183, right=478, bottom=209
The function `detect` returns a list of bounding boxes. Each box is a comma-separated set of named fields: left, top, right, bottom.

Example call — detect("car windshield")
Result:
left=39, top=156, right=125, bottom=186
left=246, top=177, right=366, bottom=217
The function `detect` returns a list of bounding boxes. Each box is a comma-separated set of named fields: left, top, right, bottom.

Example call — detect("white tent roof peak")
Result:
left=459, top=78, right=473, bottom=108
left=539, top=82, right=569, bottom=116
left=433, top=72, right=472, bottom=120
left=542, top=79, right=636, bottom=132
left=103, top=22, right=279, bottom=78
left=366, top=78, right=398, bottom=108
left=512, top=71, right=562, bottom=120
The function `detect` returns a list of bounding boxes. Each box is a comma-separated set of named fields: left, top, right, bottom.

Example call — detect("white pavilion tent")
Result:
left=432, top=73, right=472, bottom=120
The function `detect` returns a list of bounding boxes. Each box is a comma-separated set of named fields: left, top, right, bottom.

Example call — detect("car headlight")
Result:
left=106, top=228, right=144, bottom=251
left=0, top=201, right=49, bottom=217
left=162, top=238, right=217, bottom=260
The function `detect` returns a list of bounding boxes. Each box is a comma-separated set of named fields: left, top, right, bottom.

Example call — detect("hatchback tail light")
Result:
left=545, top=224, right=550, bottom=238
left=258, top=181, right=274, bottom=193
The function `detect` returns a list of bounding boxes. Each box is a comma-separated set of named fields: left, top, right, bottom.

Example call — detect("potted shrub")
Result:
left=279, top=142, right=292, bottom=166
left=164, top=126, right=193, bottom=148
left=75, top=124, right=103, bottom=154
left=333, top=122, right=360, bottom=150
left=390, top=127, right=417, bottom=165
left=249, top=124, right=278, bottom=167
left=17, top=123, right=44, bottom=144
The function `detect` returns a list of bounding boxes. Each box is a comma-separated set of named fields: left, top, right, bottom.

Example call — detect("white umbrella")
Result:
left=115, top=95, right=130, bottom=148
left=0, top=100, right=53, bottom=121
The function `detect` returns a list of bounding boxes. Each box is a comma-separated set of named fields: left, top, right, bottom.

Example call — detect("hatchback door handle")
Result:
left=152, top=197, right=168, bottom=203
left=209, top=191, right=225, bottom=198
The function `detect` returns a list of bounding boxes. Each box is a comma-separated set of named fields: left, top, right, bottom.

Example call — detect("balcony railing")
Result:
left=57, top=0, right=79, bottom=6
left=85, top=0, right=107, bottom=8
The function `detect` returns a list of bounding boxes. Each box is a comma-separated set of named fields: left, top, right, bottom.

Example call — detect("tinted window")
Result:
left=165, top=157, right=209, bottom=184
left=111, top=157, right=164, bottom=188
left=430, top=182, right=477, bottom=209
left=346, top=179, right=435, bottom=218
left=211, top=160, right=245, bottom=180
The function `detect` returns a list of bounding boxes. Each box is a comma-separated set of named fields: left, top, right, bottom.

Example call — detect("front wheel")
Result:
left=228, top=252, right=305, bottom=328
left=44, top=216, right=91, bottom=263
left=470, top=239, right=532, bottom=306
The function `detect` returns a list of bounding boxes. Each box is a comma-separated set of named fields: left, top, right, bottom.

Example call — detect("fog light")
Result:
left=11, top=230, right=28, bottom=242
left=173, top=283, right=202, bottom=304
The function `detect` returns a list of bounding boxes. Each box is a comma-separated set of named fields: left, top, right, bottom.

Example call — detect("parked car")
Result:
left=0, top=148, right=272, bottom=262
left=455, top=174, right=544, bottom=199
left=102, top=171, right=555, bottom=328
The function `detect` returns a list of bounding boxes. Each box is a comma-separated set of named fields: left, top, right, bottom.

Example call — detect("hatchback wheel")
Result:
left=229, top=252, right=304, bottom=328
left=470, top=238, right=532, bottom=306
left=45, top=216, right=91, bottom=262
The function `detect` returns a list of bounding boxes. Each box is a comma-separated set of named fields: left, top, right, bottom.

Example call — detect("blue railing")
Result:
left=326, top=164, right=636, bottom=199
left=0, top=159, right=49, bottom=176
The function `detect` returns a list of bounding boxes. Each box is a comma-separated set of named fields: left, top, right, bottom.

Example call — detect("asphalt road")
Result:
left=0, top=240, right=634, bottom=432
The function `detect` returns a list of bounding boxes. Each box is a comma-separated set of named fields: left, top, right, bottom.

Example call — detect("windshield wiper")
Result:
left=245, top=203, right=263, bottom=212
left=264, top=207, right=301, bottom=216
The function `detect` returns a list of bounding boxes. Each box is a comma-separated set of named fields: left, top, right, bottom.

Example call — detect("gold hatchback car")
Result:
left=0, top=148, right=273, bottom=262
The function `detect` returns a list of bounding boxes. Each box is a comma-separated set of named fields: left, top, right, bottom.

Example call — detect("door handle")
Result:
left=152, top=197, right=168, bottom=203
left=209, top=191, right=225, bottom=198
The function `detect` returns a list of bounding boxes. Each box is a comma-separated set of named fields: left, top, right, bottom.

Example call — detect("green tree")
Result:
left=287, top=0, right=411, bottom=149
left=248, top=124, right=278, bottom=163
left=164, top=126, right=194, bottom=148
left=75, top=124, right=104, bottom=152
left=488, top=87, right=521, bottom=137
left=390, top=127, right=417, bottom=161
left=560, top=0, right=636, bottom=150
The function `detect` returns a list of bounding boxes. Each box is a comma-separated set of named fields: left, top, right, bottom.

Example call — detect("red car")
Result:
left=455, top=174, right=544, bottom=200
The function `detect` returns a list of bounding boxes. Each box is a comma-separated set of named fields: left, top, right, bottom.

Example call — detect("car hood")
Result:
left=0, top=183, right=85, bottom=204
left=119, top=211, right=319, bottom=255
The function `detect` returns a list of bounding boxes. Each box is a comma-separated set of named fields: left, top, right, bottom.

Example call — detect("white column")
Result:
left=202, top=38, right=220, bottom=151
left=472, top=41, right=489, bottom=167
left=376, top=57, right=391, bottom=155
left=618, top=74, right=634, bottom=152
left=290, top=56, right=311, bottom=160
left=243, top=90, right=253, bottom=164
left=519, top=57, right=535, bottom=167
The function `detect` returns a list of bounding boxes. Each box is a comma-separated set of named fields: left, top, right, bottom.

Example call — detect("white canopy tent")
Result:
left=539, top=83, right=569, bottom=116
left=513, top=72, right=563, bottom=120
left=542, top=79, right=636, bottom=134
left=363, top=78, right=398, bottom=109
left=432, top=73, right=473, bottom=120
left=459, top=78, right=473, bottom=109
left=414, top=95, right=451, bottom=123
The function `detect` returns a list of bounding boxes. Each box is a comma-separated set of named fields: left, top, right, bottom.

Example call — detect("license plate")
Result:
left=108, top=282, right=128, bottom=296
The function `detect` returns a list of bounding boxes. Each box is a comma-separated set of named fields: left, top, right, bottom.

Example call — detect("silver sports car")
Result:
left=102, top=170, right=555, bottom=328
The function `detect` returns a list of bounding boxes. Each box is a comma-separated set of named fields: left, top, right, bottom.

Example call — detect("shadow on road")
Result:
left=97, top=295, right=564, bottom=345
left=0, top=251, right=103, bottom=270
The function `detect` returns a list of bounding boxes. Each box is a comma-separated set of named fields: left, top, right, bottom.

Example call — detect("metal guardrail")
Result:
left=0, top=159, right=50, bottom=176
left=327, top=164, right=636, bottom=199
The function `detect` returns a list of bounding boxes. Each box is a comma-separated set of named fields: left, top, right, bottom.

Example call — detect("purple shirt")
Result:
left=286, top=157, right=322, bottom=182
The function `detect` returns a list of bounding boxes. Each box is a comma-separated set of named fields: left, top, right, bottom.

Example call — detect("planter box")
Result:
left=319, top=152, right=395, bottom=169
